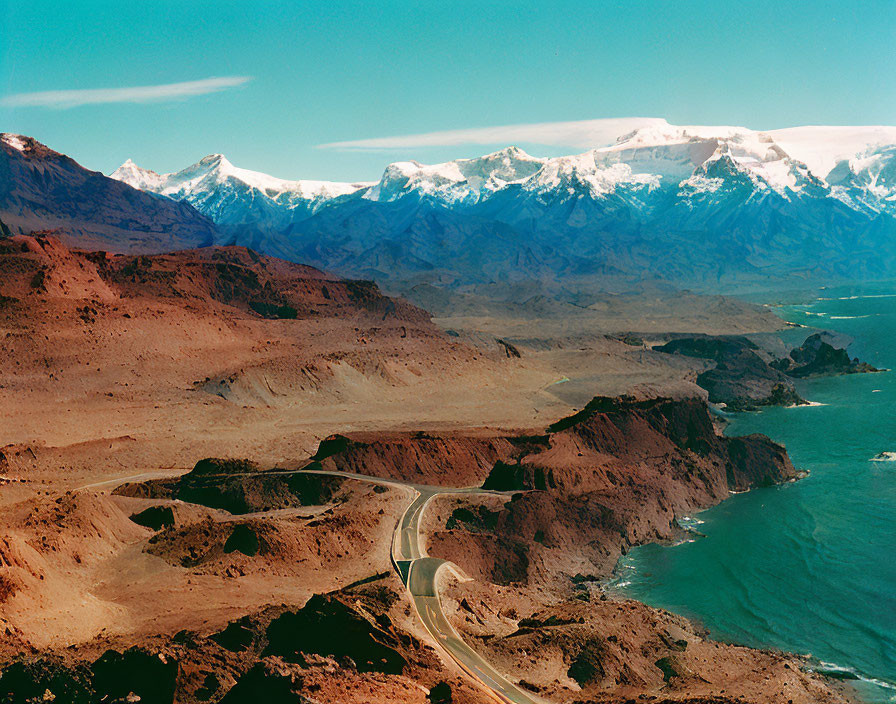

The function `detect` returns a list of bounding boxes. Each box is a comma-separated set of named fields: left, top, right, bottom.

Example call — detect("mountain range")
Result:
left=4, top=120, right=896, bottom=290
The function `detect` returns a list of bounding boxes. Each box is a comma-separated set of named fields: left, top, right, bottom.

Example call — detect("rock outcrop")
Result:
left=424, top=396, right=795, bottom=586
left=658, top=332, right=879, bottom=410
left=114, top=458, right=345, bottom=515
left=311, top=395, right=795, bottom=587
left=315, top=433, right=530, bottom=486
left=657, top=336, right=805, bottom=410
left=264, top=594, right=408, bottom=674
left=0, top=583, right=472, bottom=704
left=773, top=332, right=881, bottom=377
left=0, top=647, right=177, bottom=704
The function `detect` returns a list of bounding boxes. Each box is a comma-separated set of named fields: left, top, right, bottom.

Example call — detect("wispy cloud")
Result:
left=317, top=117, right=668, bottom=152
left=1, top=76, right=252, bottom=109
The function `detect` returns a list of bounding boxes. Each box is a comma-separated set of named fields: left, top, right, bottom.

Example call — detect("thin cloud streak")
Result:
left=317, top=117, right=668, bottom=152
left=1, top=76, right=252, bottom=109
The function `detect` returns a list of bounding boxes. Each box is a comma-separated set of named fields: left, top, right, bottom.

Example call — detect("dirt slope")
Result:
left=0, top=134, right=217, bottom=253
left=0, top=234, right=557, bottom=487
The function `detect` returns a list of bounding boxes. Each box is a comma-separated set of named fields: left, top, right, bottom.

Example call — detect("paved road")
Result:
left=81, top=465, right=539, bottom=704
left=246, top=469, right=540, bottom=702
left=410, top=559, right=538, bottom=704
left=382, top=481, right=540, bottom=704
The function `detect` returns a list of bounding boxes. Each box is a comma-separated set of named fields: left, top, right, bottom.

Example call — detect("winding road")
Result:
left=387, top=484, right=539, bottom=704
left=353, top=476, right=539, bottom=704
left=289, top=469, right=539, bottom=701
left=82, top=466, right=539, bottom=704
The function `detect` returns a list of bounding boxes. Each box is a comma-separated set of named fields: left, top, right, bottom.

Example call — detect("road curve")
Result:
left=408, top=557, right=538, bottom=704
left=387, top=485, right=540, bottom=704
left=248, top=469, right=540, bottom=702
left=79, top=466, right=539, bottom=704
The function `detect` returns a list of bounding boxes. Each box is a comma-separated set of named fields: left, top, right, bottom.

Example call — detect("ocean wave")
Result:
left=871, top=452, right=896, bottom=462
left=786, top=401, right=827, bottom=408
left=668, top=536, right=700, bottom=546
left=816, top=661, right=896, bottom=694
left=829, top=314, right=873, bottom=319
left=837, top=293, right=896, bottom=300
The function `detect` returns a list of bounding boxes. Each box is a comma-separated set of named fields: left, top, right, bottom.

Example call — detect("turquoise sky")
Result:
left=1, top=0, right=894, bottom=181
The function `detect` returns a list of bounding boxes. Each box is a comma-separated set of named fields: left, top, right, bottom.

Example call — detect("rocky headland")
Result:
left=656, top=333, right=879, bottom=410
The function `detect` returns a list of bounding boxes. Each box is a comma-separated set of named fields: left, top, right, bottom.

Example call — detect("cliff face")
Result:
left=314, top=396, right=796, bottom=587
left=317, top=433, right=528, bottom=486
left=439, top=397, right=795, bottom=586
left=520, top=396, right=795, bottom=494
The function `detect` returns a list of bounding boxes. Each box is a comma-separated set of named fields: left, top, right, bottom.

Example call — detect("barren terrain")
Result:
left=0, top=234, right=855, bottom=703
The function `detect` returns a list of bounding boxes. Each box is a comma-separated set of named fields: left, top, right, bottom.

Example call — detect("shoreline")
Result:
left=610, top=290, right=894, bottom=703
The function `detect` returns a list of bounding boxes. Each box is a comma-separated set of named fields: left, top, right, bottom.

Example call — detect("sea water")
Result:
left=613, top=284, right=896, bottom=702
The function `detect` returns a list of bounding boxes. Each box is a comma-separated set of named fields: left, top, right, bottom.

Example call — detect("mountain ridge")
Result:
left=111, top=120, right=896, bottom=210
left=0, top=133, right=218, bottom=254
left=5, top=126, right=896, bottom=289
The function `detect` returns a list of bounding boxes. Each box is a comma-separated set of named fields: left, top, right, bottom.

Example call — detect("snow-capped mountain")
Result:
left=827, top=144, right=896, bottom=214
left=111, top=121, right=896, bottom=219
left=356, top=126, right=818, bottom=206
left=364, top=146, right=546, bottom=204
left=107, top=120, right=896, bottom=286
left=111, top=154, right=373, bottom=229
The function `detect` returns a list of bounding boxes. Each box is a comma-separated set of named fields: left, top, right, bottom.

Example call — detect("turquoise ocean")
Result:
left=613, top=284, right=896, bottom=702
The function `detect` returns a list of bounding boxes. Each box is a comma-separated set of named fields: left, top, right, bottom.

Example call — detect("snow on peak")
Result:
left=111, top=159, right=166, bottom=191
left=826, top=144, right=896, bottom=210
left=366, top=126, right=822, bottom=205
left=612, top=123, right=896, bottom=182
left=673, top=139, right=820, bottom=199
left=109, top=120, right=896, bottom=221
left=366, top=146, right=546, bottom=203
left=522, top=150, right=661, bottom=198
left=594, top=124, right=829, bottom=198
left=1, top=133, right=29, bottom=152
left=766, top=125, right=896, bottom=178
left=111, top=155, right=371, bottom=208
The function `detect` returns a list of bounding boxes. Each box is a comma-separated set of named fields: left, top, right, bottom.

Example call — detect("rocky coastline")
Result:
left=0, top=396, right=856, bottom=704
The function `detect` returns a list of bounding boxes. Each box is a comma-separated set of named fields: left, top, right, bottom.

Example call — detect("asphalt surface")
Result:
left=266, top=469, right=539, bottom=702
left=389, top=486, right=539, bottom=704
